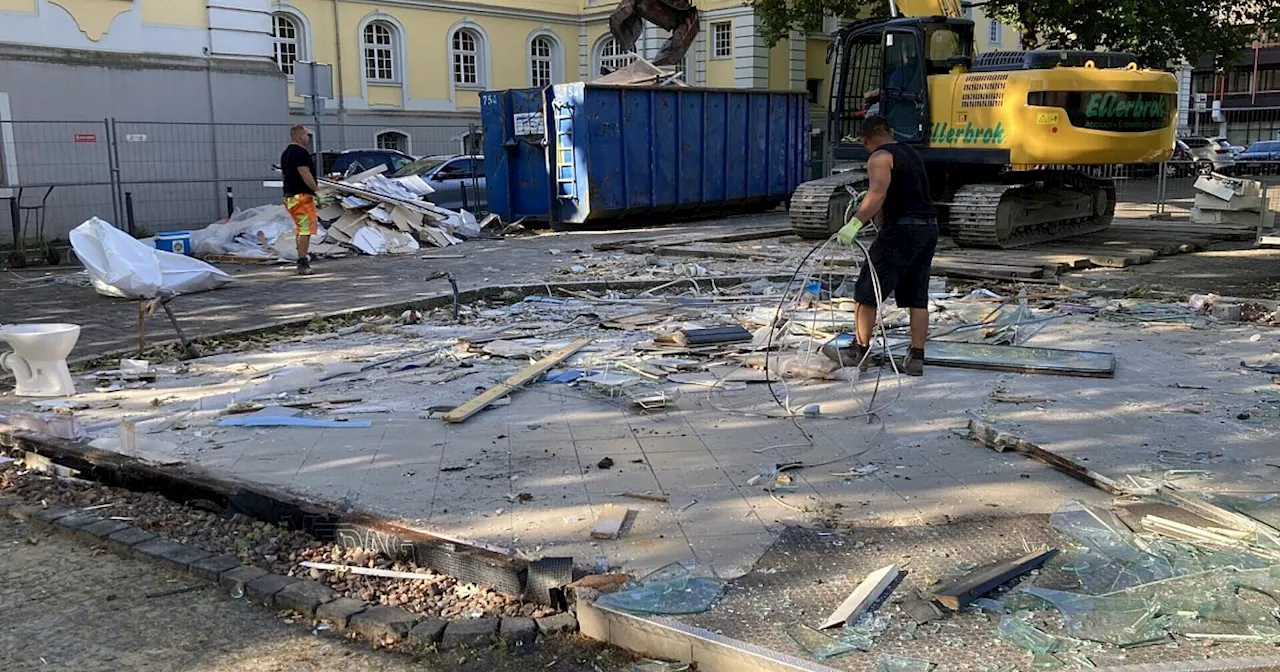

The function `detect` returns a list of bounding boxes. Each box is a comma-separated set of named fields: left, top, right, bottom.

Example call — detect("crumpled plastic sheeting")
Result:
left=593, top=563, right=724, bottom=615
left=70, top=217, right=232, bottom=299
left=190, top=204, right=325, bottom=261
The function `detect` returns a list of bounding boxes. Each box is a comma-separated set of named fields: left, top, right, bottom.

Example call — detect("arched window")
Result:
left=596, top=36, right=636, bottom=75
left=451, top=28, right=487, bottom=87
left=363, top=21, right=398, bottom=82
left=376, top=131, right=410, bottom=154
left=272, top=13, right=303, bottom=76
left=530, top=35, right=556, bottom=88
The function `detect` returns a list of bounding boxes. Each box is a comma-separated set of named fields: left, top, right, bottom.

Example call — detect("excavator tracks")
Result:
left=790, top=169, right=1116, bottom=249
left=789, top=170, right=868, bottom=240
left=950, top=173, right=1115, bottom=248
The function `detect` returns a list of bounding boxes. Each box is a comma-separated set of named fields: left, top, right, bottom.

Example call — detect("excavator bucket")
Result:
left=609, top=0, right=700, bottom=67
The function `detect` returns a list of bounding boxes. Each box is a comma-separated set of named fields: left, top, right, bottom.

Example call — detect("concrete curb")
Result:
left=6, top=500, right=573, bottom=655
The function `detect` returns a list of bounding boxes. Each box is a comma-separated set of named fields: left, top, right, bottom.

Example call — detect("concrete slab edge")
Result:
left=66, top=272, right=840, bottom=369
left=10, top=502, right=573, bottom=654
left=0, top=430, right=529, bottom=595
left=574, top=588, right=840, bottom=672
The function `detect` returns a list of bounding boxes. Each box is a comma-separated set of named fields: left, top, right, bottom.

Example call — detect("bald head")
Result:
left=290, top=125, right=312, bottom=146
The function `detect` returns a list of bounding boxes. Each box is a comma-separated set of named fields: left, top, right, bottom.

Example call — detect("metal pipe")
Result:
left=125, top=191, right=136, bottom=234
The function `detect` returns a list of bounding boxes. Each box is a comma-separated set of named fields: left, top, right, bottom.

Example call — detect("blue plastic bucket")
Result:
left=155, top=231, right=192, bottom=255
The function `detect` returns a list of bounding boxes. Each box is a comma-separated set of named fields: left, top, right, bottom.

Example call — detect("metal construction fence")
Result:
left=0, top=119, right=480, bottom=246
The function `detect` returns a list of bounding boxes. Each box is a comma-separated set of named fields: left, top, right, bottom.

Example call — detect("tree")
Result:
left=748, top=0, right=1280, bottom=68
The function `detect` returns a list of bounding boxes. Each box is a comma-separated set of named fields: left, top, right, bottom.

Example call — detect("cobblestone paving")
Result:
left=0, top=515, right=629, bottom=671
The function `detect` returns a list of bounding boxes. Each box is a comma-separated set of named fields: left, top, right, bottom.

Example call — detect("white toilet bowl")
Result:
left=0, top=323, right=80, bottom=397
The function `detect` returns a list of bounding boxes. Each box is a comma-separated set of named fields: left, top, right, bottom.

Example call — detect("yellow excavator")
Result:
left=790, top=0, right=1178, bottom=247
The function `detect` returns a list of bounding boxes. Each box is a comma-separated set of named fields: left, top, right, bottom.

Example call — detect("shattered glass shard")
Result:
left=785, top=623, right=858, bottom=660
left=593, top=563, right=724, bottom=615
left=840, top=611, right=892, bottom=649
left=1030, top=653, right=1065, bottom=670
left=1051, top=501, right=1173, bottom=589
left=876, top=653, right=934, bottom=672
left=996, top=616, right=1063, bottom=654
left=1020, top=587, right=1168, bottom=648
left=629, top=661, right=692, bottom=672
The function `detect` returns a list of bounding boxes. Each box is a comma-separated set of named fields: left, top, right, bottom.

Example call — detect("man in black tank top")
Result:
left=835, top=116, right=939, bottom=376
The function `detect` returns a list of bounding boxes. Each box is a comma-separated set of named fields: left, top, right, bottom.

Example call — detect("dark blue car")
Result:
left=1239, top=141, right=1280, bottom=175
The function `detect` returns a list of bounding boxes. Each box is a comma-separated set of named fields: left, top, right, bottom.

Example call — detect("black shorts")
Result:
left=854, top=216, right=939, bottom=309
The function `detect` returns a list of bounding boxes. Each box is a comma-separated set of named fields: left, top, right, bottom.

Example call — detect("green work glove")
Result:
left=837, top=217, right=864, bottom=246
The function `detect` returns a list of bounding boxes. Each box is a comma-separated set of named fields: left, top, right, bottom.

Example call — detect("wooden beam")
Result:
left=443, top=338, right=591, bottom=423
left=933, top=549, right=1058, bottom=611
left=819, top=564, right=902, bottom=629
left=967, top=419, right=1129, bottom=495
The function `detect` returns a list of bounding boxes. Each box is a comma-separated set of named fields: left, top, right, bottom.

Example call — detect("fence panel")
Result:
left=0, top=120, right=116, bottom=247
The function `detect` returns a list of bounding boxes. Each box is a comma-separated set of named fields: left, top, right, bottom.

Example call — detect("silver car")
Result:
left=1181, top=136, right=1236, bottom=175
left=390, top=154, right=487, bottom=212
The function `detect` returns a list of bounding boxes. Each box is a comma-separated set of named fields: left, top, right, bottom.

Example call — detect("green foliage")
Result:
left=983, top=0, right=1280, bottom=67
left=748, top=0, right=1280, bottom=68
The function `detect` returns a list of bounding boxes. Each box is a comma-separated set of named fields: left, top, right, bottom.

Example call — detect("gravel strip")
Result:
left=1, top=466, right=561, bottom=621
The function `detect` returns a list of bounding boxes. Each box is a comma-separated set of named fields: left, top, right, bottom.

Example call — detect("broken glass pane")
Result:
left=785, top=623, right=858, bottom=660
left=876, top=653, right=934, bottom=672
left=888, top=341, right=1116, bottom=376
left=996, top=616, right=1064, bottom=654
left=594, top=563, right=724, bottom=615
left=1051, top=501, right=1173, bottom=590
left=1030, top=653, right=1065, bottom=670
left=1020, top=587, right=1168, bottom=648
left=840, top=611, right=892, bottom=649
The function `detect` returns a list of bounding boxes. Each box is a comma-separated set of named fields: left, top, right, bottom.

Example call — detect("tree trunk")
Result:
left=1015, top=0, right=1039, bottom=50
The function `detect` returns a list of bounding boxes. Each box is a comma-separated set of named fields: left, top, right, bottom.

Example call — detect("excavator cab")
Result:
left=831, top=17, right=974, bottom=156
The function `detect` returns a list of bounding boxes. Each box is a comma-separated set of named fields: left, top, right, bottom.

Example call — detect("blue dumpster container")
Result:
left=480, top=88, right=551, bottom=224
left=481, top=84, right=808, bottom=226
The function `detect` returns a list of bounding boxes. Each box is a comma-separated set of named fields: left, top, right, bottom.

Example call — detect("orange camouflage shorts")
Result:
left=284, top=194, right=318, bottom=236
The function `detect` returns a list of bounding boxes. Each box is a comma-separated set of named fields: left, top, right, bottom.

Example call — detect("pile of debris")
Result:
left=1190, top=173, right=1271, bottom=238
left=190, top=165, right=494, bottom=263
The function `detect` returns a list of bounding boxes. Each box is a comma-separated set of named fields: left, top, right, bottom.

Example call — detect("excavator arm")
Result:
left=893, top=0, right=963, bottom=17
left=609, top=0, right=700, bottom=67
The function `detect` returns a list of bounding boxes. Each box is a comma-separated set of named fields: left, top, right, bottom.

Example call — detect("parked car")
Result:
left=1238, top=140, right=1280, bottom=175
left=1181, top=136, right=1235, bottom=175
left=318, top=149, right=415, bottom=179
left=1212, top=137, right=1244, bottom=160
left=390, top=154, right=487, bottom=211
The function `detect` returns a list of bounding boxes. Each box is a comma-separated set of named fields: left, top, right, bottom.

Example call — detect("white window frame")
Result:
left=363, top=21, right=399, bottom=83
left=375, top=130, right=411, bottom=155
left=711, top=21, right=732, bottom=59
left=272, top=12, right=304, bottom=77
left=529, top=34, right=557, bottom=88
left=452, top=28, right=483, bottom=88
left=595, top=36, right=636, bottom=74
left=989, top=19, right=1002, bottom=45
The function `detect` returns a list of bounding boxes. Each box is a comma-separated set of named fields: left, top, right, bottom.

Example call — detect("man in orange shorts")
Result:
left=281, top=125, right=320, bottom=275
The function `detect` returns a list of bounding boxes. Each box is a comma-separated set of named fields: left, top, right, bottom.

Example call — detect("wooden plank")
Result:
left=1160, top=486, right=1280, bottom=545
left=819, top=564, right=902, bottom=629
left=444, top=338, right=592, bottom=423
left=1260, top=235, right=1280, bottom=247
left=1037, top=245, right=1149, bottom=268
left=590, top=503, right=629, bottom=540
left=967, top=419, right=1129, bottom=495
left=659, top=227, right=794, bottom=247
left=932, top=260, right=1044, bottom=279
left=933, top=549, right=1059, bottom=611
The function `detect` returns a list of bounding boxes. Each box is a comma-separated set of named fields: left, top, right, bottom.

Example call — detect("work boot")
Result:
left=836, top=340, right=871, bottom=369
left=296, top=258, right=314, bottom=276
left=899, top=348, right=925, bottom=377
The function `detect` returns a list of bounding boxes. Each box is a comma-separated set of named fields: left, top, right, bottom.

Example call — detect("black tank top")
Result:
left=874, top=143, right=934, bottom=222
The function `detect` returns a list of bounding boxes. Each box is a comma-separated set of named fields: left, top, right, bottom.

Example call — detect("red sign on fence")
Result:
left=74, top=133, right=97, bottom=143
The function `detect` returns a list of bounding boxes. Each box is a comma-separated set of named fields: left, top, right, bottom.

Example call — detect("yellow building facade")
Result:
left=269, top=0, right=821, bottom=117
